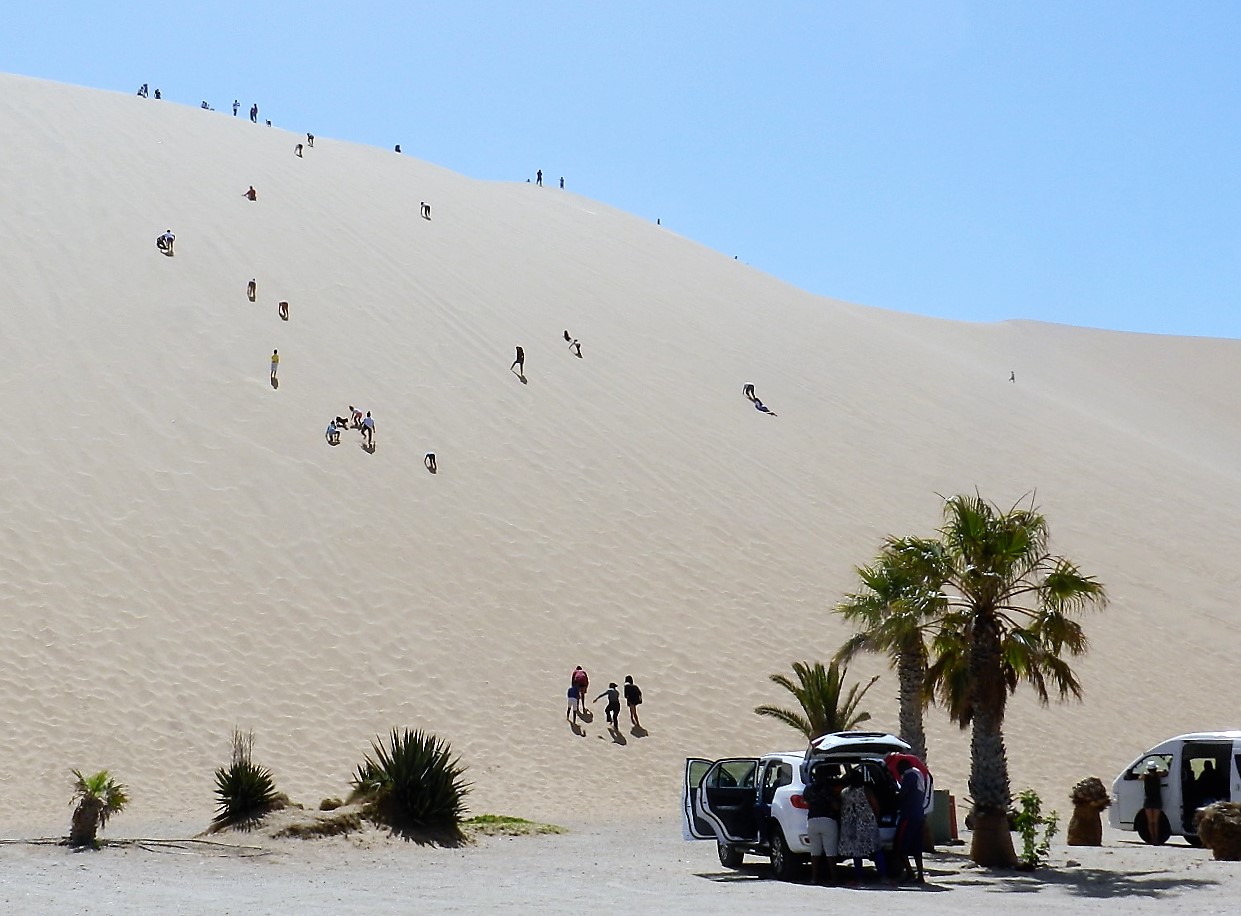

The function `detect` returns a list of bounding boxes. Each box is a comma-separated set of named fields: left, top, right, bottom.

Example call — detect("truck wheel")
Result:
left=717, top=842, right=744, bottom=868
left=768, top=823, right=799, bottom=881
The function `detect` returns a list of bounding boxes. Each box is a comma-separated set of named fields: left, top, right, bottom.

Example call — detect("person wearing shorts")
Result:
left=566, top=685, right=579, bottom=724
left=804, top=764, right=842, bottom=885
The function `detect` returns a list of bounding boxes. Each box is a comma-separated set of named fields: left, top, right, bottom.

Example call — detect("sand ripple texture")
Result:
left=2, top=73, right=1241, bottom=830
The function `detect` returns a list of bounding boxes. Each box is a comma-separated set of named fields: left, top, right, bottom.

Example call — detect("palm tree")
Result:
left=754, top=660, right=879, bottom=740
left=931, top=494, right=1106, bottom=867
left=69, top=769, right=129, bottom=848
left=834, top=536, right=948, bottom=763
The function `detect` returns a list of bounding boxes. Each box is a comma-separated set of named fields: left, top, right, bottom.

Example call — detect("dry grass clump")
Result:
left=1197, top=802, right=1241, bottom=860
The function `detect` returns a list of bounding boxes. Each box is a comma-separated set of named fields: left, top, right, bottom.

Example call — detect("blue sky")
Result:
left=11, top=1, right=1241, bottom=338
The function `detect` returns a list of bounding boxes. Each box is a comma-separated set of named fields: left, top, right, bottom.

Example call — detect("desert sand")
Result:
left=1, top=69, right=1240, bottom=890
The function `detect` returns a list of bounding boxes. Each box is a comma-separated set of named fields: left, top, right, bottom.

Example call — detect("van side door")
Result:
left=695, top=758, right=760, bottom=844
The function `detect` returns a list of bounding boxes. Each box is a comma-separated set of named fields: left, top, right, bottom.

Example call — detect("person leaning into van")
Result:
left=1140, top=760, right=1164, bottom=840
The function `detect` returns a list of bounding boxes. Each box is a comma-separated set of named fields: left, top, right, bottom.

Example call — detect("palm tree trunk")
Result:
left=968, top=612, right=1017, bottom=867
left=69, top=799, right=101, bottom=848
left=897, top=647, right=928, bottom=763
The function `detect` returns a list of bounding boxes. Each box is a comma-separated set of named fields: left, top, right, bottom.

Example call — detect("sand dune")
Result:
left=1, top=72, right=1240, bottom=833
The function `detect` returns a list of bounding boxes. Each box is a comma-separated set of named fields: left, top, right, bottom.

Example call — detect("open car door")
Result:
left=695, top=758, right=760, bottom=844
left=682, top=758, right=716, bottom=840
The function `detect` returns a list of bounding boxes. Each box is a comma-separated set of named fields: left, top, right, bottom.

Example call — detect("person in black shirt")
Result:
left=623, top=675, right=642, bottom=728
left=1140, top=760, right=1164, bottom=842
left=804, top=764, right=842, bottom=884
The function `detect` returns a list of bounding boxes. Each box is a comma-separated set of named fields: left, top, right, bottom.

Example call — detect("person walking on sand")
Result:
left=742, top=382, right=756, bottom=401
left=361, top=411, right=376, bottom=447
left=250, top=103, right=258, bottom=123
left=307, top=132, right=315, bottom=148
left=270, top=349, right=279, bottom=381
left=1010, top=370, right=1016, bottom=383
left=571, top=666, right=589, bottom=715
left=559, top=177, right=564, bottom=189
left=536, top=170, right=542, bottom=186
left=566, top=683, right=580, bottom=724
left=233, top=99, right=239, bottom=116
left=594, top=682, right=621, bottom=728
left=510, top=346, right=525, bottom=376
left=278, top=300, right=289, bottom=321
left=243, top=185, right=257, bottom=201
left=569, top=339, right=582, bottom=358
left=247, top=278, right=257, bottom=301
left=623, top=675, right=643, bottom=728
left=295, top=143, right=303, bottom=157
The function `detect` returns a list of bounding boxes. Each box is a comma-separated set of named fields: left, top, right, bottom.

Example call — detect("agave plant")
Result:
left=349, top=728, right=471, bottom=841
left=212, top=728, right=282, bottom=830
left=69, top=769, right=128, bottom=848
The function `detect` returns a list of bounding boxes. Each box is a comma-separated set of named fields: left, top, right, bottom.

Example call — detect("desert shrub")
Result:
left=212, top=729, right=283, bottom=830
left=1197, top=802, right=1241, bottom=861
left=349, top=728, right=471, bottom=840
left=69, top=769, right=129, bottom=848
left=1012, top=788, right=1059, bottom=869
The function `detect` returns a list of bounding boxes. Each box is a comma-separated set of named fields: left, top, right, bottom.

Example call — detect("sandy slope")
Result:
left=1, top=72, right=1240, bottom=834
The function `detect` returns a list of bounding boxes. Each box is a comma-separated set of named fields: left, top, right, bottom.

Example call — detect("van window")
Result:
left=761, top=763, right=793, bottom=803
left=1124, top=754, right=1172, bottom=779
left=707, top=760, right=756, bottom=790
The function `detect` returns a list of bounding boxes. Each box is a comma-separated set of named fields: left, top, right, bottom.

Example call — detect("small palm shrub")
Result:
left=212, top=729, right=283, bottom=830
left=1012, top=788, right=1059, bottom=869
left=349, top=728, right=471, bottom=841
left=1197, top=802, right=1241, bottom=860
left=69, top=769, right=129, bottom=848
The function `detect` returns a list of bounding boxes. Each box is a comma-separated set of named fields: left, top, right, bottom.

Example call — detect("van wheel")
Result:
left=717, top=842, right=744, bottom=868
left=768, top=823, right=799, bottom=881
left=1135, top=809, right=1171, bottom=845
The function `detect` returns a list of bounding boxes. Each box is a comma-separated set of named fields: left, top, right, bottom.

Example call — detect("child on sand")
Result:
left=270, top=349, right=279, bottom=380
left=594, top=683, right=622, bottom=728
left=325, top=421, right=340, bottom=445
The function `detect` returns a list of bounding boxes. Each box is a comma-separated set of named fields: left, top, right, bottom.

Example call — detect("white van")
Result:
left=1109, top=731, right=1241, bottom=845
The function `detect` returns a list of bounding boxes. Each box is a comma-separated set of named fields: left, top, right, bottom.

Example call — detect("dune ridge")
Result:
left=1, top=72, right=1240, bottom=830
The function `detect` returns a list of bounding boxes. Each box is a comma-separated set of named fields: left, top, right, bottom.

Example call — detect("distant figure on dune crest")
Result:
left=201, top=101, right=211, bottom=110
left=743, top=383, right=756, bottom=402
left=295, top=143, right=303, bottom=157
left=270, top=349, right=279, bottom=381
left=137, top=84, right=148, bottom=98
left=307, top=133, right=314, bottom=147
left=510, top=346, right=525, bottom=377
left=624, top=675, right=643, bottom=728
left=154, top=89, right=161, bottom=99
left=325, top=421, right=340, bottom=445
left=571, top=667, right=589, bottom=715
left=394, top=144, right=401, bottom=153
left=243, top=186, right=257, bottom=201
left=250, top=103, right=258, bottom=123
left=233, top=99, right=239, bottom=116
left=1010, top=370, right=1015, bottom=383
left=753, top=399, right=777, bottom=417
left=361, top=411, right=375, bottom=447
left=424, top=452, right=437, bottom=474
left=266, top=120, right=271, bottom=127
left=156, top=229, right=175, bottom=255
left=246, top=278, right=256, bottom=301
left=278, top=301, right=289, bottom=321
left=536, top=170, right=543, bottom=186
left=595, top=683, right=621, bottom=728
left=559, top=177, right=564, bottom=189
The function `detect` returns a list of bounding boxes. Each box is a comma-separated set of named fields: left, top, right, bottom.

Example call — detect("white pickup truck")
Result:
left=681, top=731, right=932, bottom=880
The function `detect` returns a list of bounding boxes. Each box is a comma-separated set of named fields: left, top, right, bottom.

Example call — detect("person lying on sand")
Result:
left=754, top=399, right=777, bottom=417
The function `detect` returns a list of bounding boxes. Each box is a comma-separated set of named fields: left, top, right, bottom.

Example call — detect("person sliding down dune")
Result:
left=753, top=399, right=777, bottom=417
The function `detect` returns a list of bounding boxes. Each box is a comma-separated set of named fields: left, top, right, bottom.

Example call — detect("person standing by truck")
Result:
left=1141, top=760, right=1165, bottom=841
left=804, top=764, right=842, bottom=885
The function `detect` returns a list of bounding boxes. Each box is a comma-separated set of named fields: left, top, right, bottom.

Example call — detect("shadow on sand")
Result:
left=270, top=377, right=279, bottom=390
left=630, top=725, right=649, bottom=738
